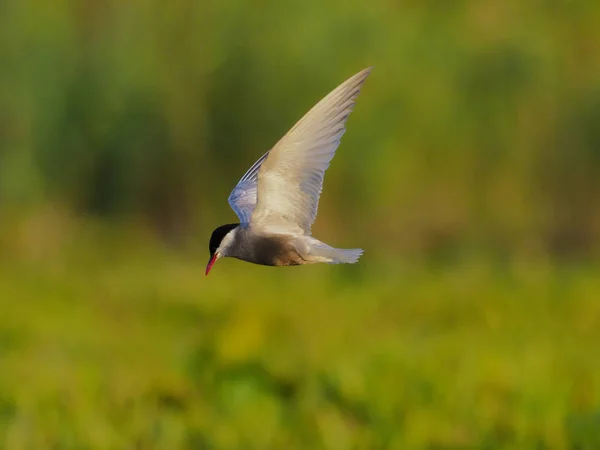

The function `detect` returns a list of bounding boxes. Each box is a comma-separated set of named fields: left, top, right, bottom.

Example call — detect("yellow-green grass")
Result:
left=1, top=230, right=599, bottom=449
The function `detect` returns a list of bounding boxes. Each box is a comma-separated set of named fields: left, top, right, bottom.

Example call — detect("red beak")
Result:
left=205, top=253, right=218, bottom=276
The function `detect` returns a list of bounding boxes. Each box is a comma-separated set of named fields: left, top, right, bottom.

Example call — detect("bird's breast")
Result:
left=235, top=232, right=306, bottom=266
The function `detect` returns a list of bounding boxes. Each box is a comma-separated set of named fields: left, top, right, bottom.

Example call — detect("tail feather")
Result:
left=328, top=248, right=363, bottom=264
left=295, top=237, right=364, bottom=264
left=307, top=243, right=363, bottom=264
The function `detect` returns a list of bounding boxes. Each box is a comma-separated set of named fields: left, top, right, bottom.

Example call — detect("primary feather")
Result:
left=252, top=67, right=371, bottom=235
left=227, top=67, right=371, bottom=234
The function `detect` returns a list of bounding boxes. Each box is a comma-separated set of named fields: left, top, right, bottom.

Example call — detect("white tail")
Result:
left=328, top=248, right=364, bottom=264
left=294, top=236, right=364, bottom=264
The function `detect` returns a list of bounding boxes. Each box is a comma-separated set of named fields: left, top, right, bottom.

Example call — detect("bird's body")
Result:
left=217, top=225, right=363, bottom=267
left=206, top=67, right=371, bottom=275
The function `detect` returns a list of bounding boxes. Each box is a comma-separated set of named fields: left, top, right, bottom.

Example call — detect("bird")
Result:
left=206, top=67, right=371, bottom=275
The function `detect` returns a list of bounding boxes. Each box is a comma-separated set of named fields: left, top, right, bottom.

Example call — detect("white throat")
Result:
left=216, top=228, right=238, bottom=257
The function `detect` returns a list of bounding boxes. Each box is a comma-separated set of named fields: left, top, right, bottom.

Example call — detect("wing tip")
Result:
left=346, top=66, right=373, bottom=95
left=357, top=66, right=373, bottom=79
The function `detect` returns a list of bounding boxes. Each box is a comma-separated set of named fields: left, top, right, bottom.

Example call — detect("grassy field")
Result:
left=1, top=222, right=599, bottom=449
left=2, top=0, right=600, bottom=447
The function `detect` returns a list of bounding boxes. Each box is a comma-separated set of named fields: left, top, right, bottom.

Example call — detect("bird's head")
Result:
left=206, top=223, right=239, bottom=275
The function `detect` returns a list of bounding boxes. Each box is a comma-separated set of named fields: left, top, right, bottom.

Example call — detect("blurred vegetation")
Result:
left=1, top=0, right=600, bottom=448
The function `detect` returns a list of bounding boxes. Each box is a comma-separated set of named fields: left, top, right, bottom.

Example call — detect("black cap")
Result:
left=209, top=223, right=239, bottom=255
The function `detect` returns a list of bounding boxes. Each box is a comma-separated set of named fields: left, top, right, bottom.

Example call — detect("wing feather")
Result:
left=250, top=67, right=371, bottom=234
left=227, top=149, right=270, bottom=223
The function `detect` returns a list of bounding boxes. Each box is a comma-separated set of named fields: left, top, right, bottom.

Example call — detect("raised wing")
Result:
left=250, top=67, right=371, bottom=234
left=227, top=149, right=270, bottom=223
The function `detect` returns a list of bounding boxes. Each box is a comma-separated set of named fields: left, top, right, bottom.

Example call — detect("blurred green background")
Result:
left=1, top=0, right=600, bottom=448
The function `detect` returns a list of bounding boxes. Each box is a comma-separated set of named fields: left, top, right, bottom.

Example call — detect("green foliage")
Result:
left=1, top=0, right=600, bottom=255
left=1, top=228, right=600, bottom=448
left=1, top=0, right=600, bottom=448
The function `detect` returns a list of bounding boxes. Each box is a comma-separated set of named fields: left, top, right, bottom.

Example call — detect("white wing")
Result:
left=250, top=67, right=371, bottom=234
left=227, top=149, right=270, bottom=223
